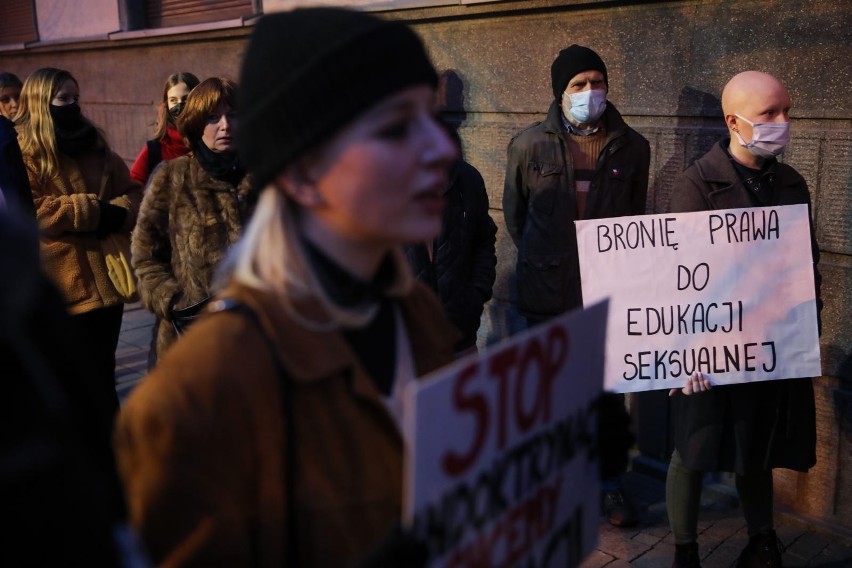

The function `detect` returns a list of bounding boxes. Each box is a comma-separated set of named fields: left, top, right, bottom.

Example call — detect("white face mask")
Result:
left=562, top=88, right=607, bottom=125
left=733, top=114, right=790, bottom=158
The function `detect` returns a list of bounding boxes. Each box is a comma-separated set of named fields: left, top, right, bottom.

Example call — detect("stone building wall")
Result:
left=1, top=0, right=849, bottom=530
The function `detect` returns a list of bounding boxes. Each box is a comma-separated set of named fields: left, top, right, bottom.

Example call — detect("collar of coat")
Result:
left=217, top=281, right=457, bottom=386
left=691, top=139, right=784, bottom=209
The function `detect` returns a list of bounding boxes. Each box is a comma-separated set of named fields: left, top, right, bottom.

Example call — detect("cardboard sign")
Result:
left=576, top=204, right=821, bottom=394
left=403, top=301, right=608, bottom=568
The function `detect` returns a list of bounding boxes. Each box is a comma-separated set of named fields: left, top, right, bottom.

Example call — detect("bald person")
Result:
left=665, top=71, right=820, bottom=568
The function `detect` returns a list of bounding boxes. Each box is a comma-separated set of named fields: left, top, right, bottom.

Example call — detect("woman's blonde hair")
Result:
left=217, top=185, right=412, bottom=330
left=15, top=67, right=103, bottom=183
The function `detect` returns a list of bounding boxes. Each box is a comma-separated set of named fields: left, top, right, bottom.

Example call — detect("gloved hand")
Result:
left=595, top=392, right=634, bottom=481
left=96, top=201, right=127, bottom=238
left=354, top=524, right=428, bottom=568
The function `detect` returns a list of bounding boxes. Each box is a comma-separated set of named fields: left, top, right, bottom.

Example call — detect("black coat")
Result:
left=405, top=159, right=497, bottom=351
left=0, top=208, right=124, bottom=565
left=502, top=101, right=650, bottom=319
left=0, top=116, right=33, bottom=216
left=668, top=139, right=819, bottom=474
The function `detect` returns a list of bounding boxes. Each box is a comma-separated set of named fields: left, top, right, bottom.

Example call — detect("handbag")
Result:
left=170, top=296, right=212, bottom=336
left=101, top=233, right=139, bottom=302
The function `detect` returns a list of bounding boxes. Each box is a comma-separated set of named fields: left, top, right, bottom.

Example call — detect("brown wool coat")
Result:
left=131, top=155, right=254, bottom=356
left=25, top=146, right=142, bottom=314
left=114, top=281, right=457, bottom=567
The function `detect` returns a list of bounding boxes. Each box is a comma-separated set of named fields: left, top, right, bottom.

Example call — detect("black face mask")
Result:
left=167, top=102, right=184, bottom=122
left=50, top=103, right=85, bottom=131
left=50, top=103, right=96, bottom=156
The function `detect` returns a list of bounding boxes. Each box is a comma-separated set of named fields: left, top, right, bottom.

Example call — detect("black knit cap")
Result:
left=550, top=44, right=608, bottom=100
left=238, top=8, right=439, bottom=189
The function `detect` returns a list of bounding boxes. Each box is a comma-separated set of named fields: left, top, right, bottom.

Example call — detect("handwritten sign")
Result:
left=576, top=204, right=820, bottom=394
left=403, top=301, right=608, bottom=568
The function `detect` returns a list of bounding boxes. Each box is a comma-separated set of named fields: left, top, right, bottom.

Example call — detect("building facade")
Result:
left=2, top=0, right=851, bottom=533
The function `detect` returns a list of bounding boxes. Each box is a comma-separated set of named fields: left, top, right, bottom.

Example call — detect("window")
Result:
left=1, top=0, right=38, bottom=45
left=146, top=0, right=255, bottom=28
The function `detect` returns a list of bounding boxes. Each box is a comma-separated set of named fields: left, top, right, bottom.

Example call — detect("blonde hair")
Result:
left=15, top=67, right=103, bottom=183
left=217, top=185, right=413, bottom=330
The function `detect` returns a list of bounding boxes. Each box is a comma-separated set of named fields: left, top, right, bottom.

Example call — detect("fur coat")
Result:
left=131, top=154, right=254, bottom=356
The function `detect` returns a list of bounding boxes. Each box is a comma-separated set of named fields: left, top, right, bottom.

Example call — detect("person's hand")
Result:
left=595, top=393, right=634, bottom=480
left=668, top=371, right=712, bottom=397
left=354, top=523, right=427, bottom=568
left=96, top=201, right=127, bottom=238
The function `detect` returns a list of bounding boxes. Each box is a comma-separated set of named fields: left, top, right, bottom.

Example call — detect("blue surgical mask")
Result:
left=562, top=89, right=607, bottom=125
left=734, top=114, right=790, bottom=158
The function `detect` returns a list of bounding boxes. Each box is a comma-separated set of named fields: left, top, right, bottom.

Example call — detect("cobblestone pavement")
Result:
left=582, top=468, right=852, bottom=568
left=115, top=302, right=155, bottom=402
left=115, top=304, right=852, bottom=568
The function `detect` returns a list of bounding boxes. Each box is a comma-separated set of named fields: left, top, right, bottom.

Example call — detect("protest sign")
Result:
left=576, top=204, right=820, bottom=394
left=403, top=300, right=608, bottom=568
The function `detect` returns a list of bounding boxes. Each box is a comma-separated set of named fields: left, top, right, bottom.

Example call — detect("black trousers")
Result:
left=69, top=303, right=124, bottom=416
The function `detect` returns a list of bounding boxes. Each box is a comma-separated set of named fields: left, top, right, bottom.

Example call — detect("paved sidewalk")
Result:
left=114, top=304, right=852, bottom=567
left=581, top=467, right=852, bottom=567
left=115, top=302, right=155, bottom=402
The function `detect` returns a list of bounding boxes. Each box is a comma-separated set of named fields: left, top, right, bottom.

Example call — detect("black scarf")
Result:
left=191, top=140, right=245, bottom=185
left=303, top=237, right=398, bottom=395
left=50, top=104, right=97, bottom=156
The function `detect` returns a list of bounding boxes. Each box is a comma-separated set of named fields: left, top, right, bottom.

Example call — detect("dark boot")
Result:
left=736, top=530, right=782, bottom=568
left=602, top=487, right=639, bottom=527
left=673, top=542, right=701, bottom=568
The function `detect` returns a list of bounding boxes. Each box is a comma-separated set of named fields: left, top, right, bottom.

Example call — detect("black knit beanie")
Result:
left=238, top=8, right=439, bottom=190
left=550, top=44, right=608, bottom=100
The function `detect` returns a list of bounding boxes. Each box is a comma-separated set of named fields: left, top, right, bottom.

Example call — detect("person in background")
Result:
left=405, top=121, right=496, bottom=354
left=0, top=113, right=32, bottom=214
left=0, top=71, right=23, bottom=119
left=129, top=71, right=200, bottom=370
left=665, top=71, right=820, bottom=568
left=129, top=71, right=200, bottom=186
left=15, top=67, right=142, bottom=415
left=115, top=8, right=460, bottom=566
left=502, top=44, right=650, bottom=528
left=0, top=201, right=142, bottom=567
left=131, top=76, right=254, bottom=364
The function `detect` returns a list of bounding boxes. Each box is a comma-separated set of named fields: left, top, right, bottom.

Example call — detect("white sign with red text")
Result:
left=403, top=301, right=607, bottom=568
left=576, top=204, right=821, bottom=394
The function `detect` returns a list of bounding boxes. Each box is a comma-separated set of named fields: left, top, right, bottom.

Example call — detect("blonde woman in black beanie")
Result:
left=114, top=7, right=458, bottom=567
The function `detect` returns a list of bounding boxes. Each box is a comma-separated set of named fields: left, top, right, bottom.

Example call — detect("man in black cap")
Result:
left=502, top=44, right=650, bottom=527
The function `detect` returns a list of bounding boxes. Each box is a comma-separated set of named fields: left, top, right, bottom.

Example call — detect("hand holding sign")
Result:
left=668, top=371, right=713, bottom=397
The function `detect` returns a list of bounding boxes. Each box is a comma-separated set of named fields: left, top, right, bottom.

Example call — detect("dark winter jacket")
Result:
left=0, top=208, right=125, bottom=566
left=668, top=139, right=819, bottom=474
left=131, top=154, right=254, bottom=357
left=0, top=116, right=32, bottom=215
left=405, top=159, right=497, bottom=351
left=503, top=101, right=650, bottom=319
